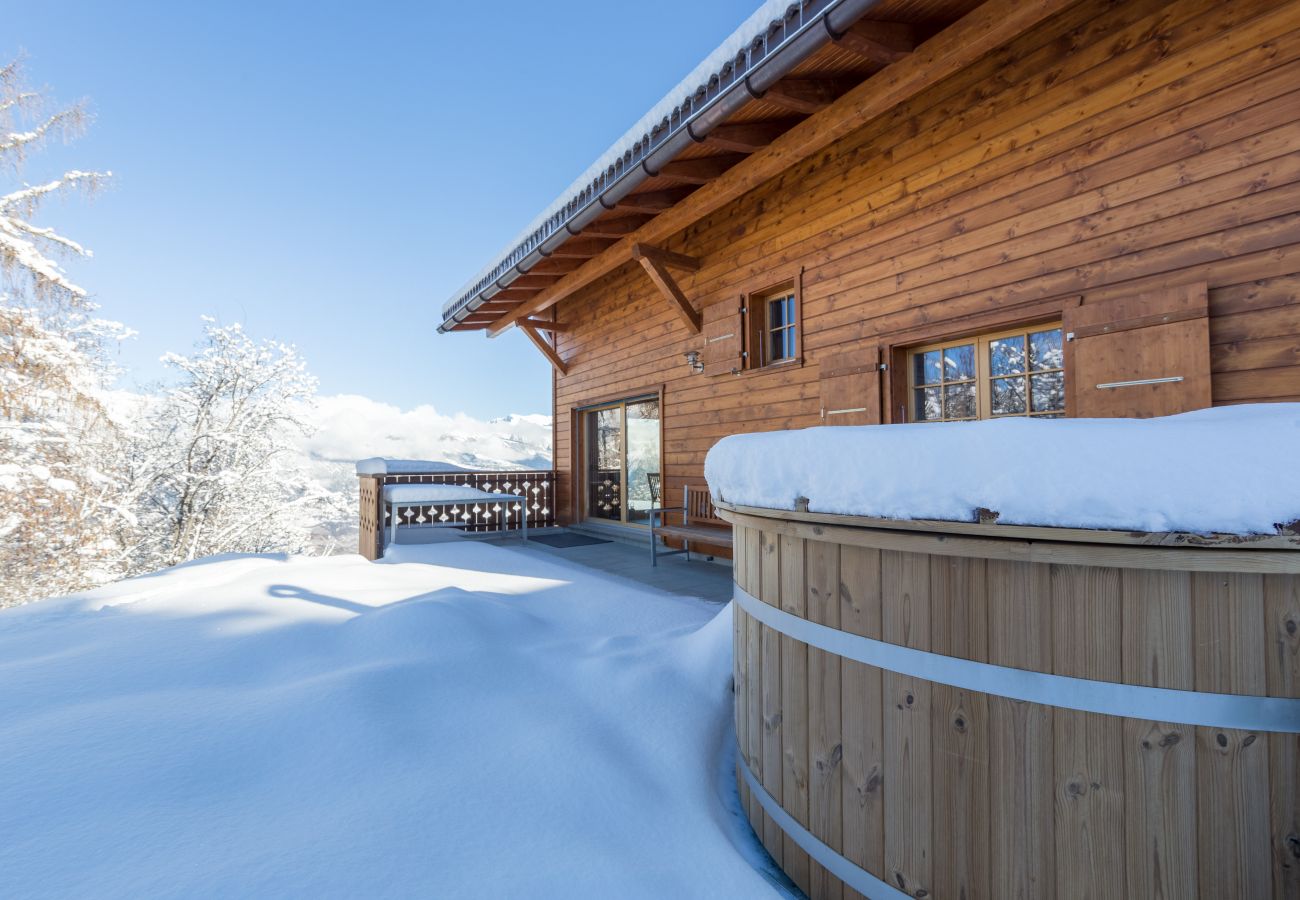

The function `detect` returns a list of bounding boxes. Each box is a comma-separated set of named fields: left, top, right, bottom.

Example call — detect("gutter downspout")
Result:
left=441, top=0, right=884, bottom=333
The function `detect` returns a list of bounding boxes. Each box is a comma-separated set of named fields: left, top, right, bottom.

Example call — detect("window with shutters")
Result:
left=907, top=323, right=1065, bottom=422
left=746, top=282, right=799, bottom=369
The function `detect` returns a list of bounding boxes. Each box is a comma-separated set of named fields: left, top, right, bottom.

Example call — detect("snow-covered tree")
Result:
left=0, top=61, right=127, bottom=607
left=0, top=60, right=108, bottom=304
left=124, top=319, right=348, bottom=572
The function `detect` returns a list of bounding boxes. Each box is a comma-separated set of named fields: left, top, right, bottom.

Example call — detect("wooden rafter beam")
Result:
left=507, top=274, right=564, bottom=289
left=487, top=0, right=1077, bottom=337
left=521, top=325, right=568, bottom=374
left=702, top=118, right=801, bottom=153
left=529, top=257, right=586, bottom=276
left=487, top=288, right=536, bottom=303
left=580, top=214, right=653, bottom=238
left=548, top=237, right=618, bottom=259
left=636, top=254, right=701, bottom=333
left=834, top=20, right=915, bottom=65
left=655, top=154, right=747, bottom=184
left=614, top=187, right=696, bottom=215
left=519, top=317, right=570, bottom=332
left=763, top=78, right=841, bottom=114
left=631, top=242, right=700, bottom=272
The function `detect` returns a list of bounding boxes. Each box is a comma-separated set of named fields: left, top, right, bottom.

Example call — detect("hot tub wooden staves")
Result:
left=722, top=502, right=1300, bottom=900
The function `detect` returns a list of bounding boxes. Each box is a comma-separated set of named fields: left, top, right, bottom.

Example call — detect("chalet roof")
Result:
left=437, top=0, right=1000, bottom=335
left=438, top=0, right=878, bottom=332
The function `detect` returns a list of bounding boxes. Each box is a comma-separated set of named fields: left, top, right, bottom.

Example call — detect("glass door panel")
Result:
left=585, top=406, right=622, bottom=520
left=582, top=396, right=661, bottom=525
left=624, top=398, right=660, bottom=525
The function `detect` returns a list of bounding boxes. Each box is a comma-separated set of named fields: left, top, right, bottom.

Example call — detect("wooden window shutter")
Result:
left=1064, top=282, right=1211, bottom=418
left=819, top=344, right=883, bottom=425
left=702, top=296, right=745, bottom=376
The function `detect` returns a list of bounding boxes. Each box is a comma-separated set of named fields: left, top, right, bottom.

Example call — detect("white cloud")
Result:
left=294, top=394, right=552, bottom=500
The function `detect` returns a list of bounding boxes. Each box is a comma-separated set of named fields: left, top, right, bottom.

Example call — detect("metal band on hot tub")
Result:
left=733, top=583, right=1300, bottom=733
left=738, top=754, right=912, bottom=900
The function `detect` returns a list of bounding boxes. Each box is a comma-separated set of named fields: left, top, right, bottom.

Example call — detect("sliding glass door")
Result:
left=583, top=396, right=661, bottom=525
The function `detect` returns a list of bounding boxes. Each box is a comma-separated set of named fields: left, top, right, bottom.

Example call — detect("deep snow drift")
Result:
left=705, top=403, right=1300, bottom=534
left=0, top=543, right=777, bottom=898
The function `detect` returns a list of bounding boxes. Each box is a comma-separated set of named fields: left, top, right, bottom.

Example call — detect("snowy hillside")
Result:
left=0, top=542, right=779, bottom=898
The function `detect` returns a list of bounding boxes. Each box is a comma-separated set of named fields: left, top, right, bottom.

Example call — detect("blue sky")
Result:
left=6, top=0, right=758, bottom=418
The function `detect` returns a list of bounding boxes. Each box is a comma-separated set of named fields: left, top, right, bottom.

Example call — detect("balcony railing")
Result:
left=358, top=467, right=555, bottom=560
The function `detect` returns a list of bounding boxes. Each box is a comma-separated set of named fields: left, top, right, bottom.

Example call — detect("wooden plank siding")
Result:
left=545, top=0, right=1300, bottom=531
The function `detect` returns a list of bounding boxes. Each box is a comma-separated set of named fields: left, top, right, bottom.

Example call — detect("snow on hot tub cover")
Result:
left=703, top=403, right=1300, bottom=535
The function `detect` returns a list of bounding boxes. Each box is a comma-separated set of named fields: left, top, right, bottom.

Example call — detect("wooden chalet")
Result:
left=439, top=0, right=1300, bottom=543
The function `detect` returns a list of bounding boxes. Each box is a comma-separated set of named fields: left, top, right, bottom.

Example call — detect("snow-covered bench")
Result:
left=382, top=483, right=527, bottom=551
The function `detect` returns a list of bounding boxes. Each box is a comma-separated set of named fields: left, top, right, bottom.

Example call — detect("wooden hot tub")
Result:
left=717, top=501, right=1299, bottom=900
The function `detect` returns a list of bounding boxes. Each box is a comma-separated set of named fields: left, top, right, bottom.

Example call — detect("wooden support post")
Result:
left=631, top=243, right=702, bottom=333
left=521, top=325, right=568, bottom=374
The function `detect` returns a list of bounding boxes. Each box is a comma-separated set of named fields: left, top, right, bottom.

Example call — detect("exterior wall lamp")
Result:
left=684, top=350, right=704, bottom=374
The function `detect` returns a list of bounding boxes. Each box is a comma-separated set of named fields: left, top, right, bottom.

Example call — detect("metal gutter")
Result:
left=439, top=0, right=884, bottom=333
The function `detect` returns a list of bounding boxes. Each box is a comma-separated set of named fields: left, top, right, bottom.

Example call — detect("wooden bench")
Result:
left=649, top=485, right=733, bottom=566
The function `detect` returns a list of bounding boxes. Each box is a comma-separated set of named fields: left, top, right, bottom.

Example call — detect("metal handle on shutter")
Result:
left=1095, top=376, right=1184, bottom=389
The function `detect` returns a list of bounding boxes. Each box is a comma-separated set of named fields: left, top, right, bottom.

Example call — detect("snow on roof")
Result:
left=704, top=403, right=1300, bottom=535
left=440, top=0, right=818, bottom=320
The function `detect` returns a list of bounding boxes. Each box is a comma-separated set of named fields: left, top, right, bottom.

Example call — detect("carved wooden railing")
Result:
left=358, top=469, right=555, bottom=560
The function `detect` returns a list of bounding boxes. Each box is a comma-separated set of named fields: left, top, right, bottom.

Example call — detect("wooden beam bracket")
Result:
left=631, top=242, right=701, bottom=272
left=633, top=246, right=702, bottom=333
left=520, top=325, right=568, bottom=375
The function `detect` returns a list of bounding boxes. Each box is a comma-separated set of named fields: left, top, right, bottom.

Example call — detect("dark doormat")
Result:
left=529, top=532, right=612, bottom=548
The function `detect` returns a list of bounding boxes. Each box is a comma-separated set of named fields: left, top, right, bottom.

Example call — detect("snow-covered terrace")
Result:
left=0, top=539, right=776, bottom=897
